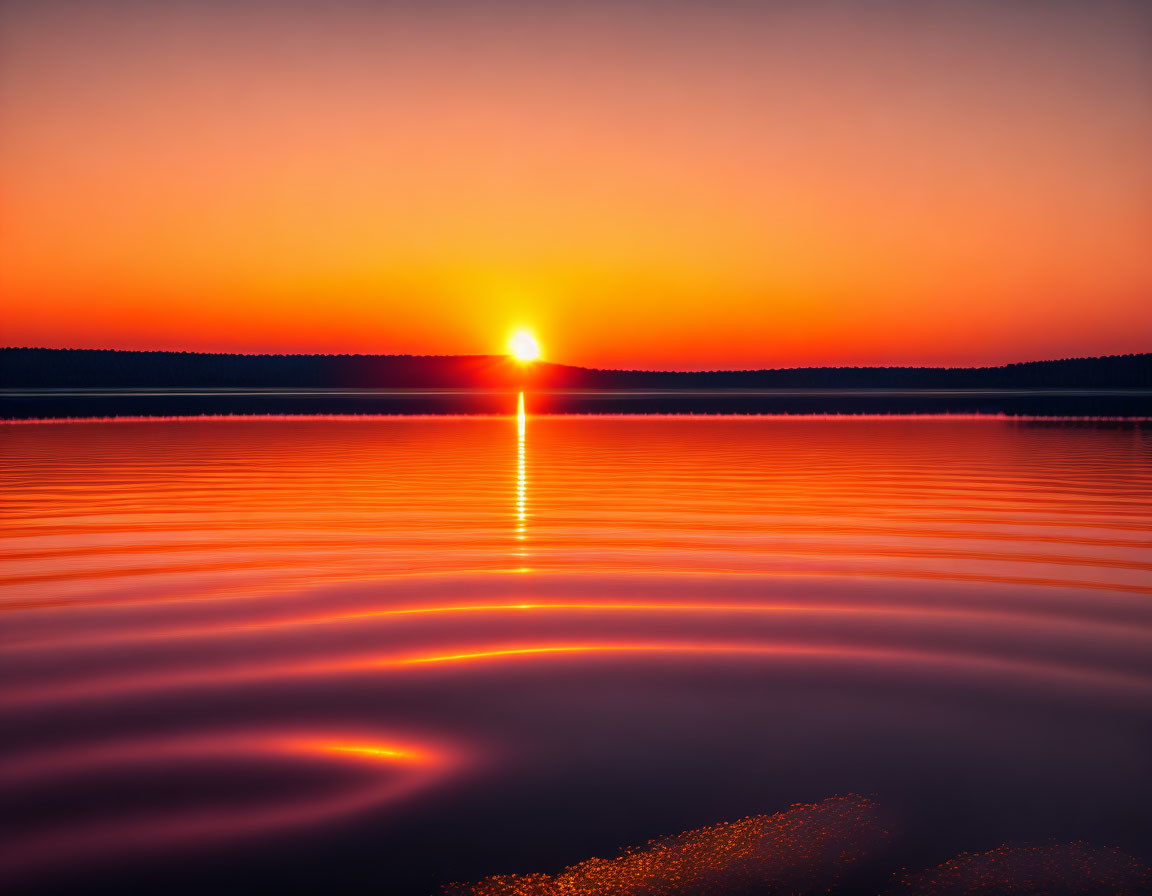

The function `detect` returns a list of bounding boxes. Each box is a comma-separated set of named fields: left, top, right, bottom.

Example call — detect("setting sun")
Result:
left=509, top=331, right=540, bottom=363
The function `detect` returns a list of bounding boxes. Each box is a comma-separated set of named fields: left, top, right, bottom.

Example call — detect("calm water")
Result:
left=2, top=412, right=1151, bottom=894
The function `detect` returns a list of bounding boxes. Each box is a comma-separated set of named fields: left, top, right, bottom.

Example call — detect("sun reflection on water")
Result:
left=516, top=391, right=527, bottom=547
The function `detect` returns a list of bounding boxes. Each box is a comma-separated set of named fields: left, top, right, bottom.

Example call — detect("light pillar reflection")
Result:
left=515, top=392, right=527, bottom=554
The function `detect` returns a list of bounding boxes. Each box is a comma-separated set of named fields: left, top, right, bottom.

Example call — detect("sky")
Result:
left=1, top=0, right=1150, bottom=369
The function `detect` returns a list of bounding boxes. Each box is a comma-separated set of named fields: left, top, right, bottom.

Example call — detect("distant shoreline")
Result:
left=5, top=413, right=1150, bottom=427
left=3, top=349, right=1149, bottom=418
left=2, top=387, right=1149, bottom=420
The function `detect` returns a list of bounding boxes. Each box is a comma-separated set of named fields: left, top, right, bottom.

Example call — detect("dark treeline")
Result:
left=1, top=349, right=521, bottom=389
left=2, top=348, right=1149, bottom=417
left=3, top=347, right=1151, bottom=390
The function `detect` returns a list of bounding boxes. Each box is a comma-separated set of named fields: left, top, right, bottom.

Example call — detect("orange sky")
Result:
left=1, top=0, right=1150, bottom=369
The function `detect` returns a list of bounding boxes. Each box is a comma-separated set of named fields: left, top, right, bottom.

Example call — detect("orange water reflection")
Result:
left=0, top=727, right=460, bottom=878
left=1, top=414, right=1150, bottom=890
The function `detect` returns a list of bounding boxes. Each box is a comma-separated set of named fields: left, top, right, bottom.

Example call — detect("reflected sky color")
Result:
left=1, top=413, right=1150, bottom=892
left=0, top=727, right=459, bottom=879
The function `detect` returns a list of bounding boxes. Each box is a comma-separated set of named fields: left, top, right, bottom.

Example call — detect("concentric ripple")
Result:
left=1, top=414, right=1150, bottom=891
left=1, top=728, right=459, bottom=877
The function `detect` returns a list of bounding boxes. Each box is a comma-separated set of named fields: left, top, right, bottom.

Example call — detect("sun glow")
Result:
left=509, top=331, right=540, bottom=363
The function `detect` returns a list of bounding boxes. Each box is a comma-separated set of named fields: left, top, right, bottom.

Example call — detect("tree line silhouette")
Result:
left=3, top=347, right=1150, bottom=390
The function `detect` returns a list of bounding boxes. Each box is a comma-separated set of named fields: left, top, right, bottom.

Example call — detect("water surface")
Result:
left=2, top=413, right=1150, bottom=894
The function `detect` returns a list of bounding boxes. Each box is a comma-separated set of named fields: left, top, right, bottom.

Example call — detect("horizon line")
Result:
left=4, top=346, right=1150, bottom=375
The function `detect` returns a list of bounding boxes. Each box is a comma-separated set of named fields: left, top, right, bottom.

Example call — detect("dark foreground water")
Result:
left=2, top=413, right=1150, bottom=894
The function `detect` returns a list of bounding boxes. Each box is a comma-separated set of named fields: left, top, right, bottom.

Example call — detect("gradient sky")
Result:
left=2, top=0, right=1150, bottom=369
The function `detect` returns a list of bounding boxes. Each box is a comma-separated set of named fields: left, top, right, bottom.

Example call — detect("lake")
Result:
left=2, top=410, right=1150, bottom=894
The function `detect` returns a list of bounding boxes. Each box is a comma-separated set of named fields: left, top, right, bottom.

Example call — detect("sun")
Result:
left=508, top=330, right=540, bottom=363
